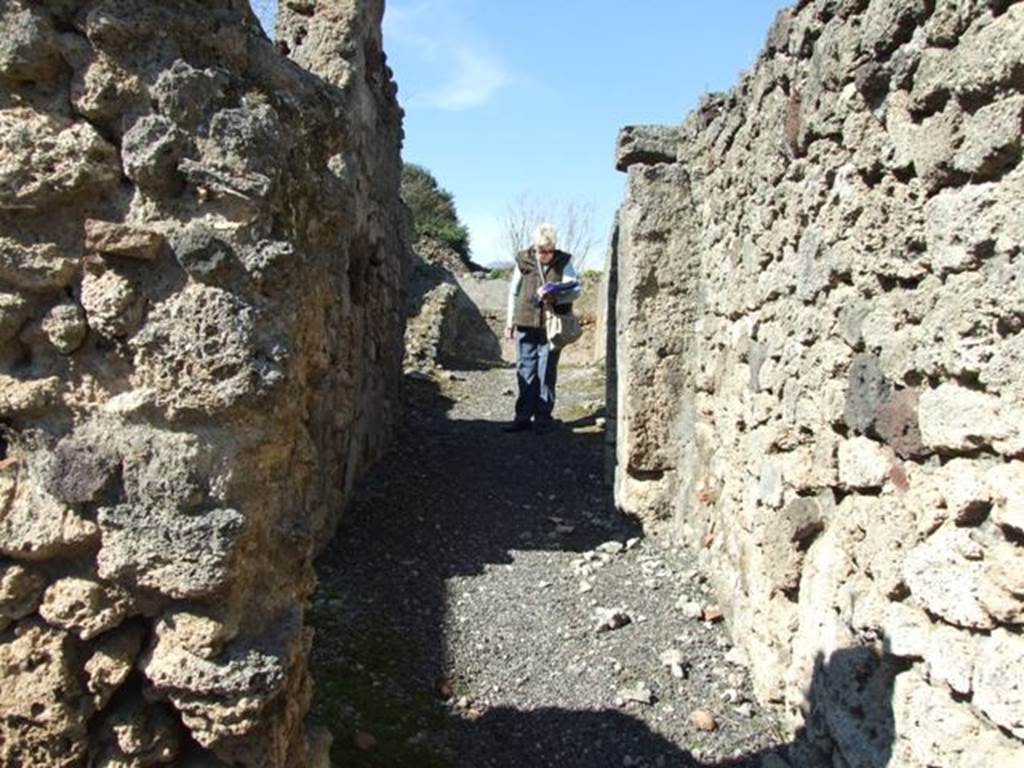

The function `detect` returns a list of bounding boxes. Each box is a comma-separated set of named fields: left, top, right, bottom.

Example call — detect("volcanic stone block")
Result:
left=171, top=222, right=236, bottom=282
left=844, top=354, right=891, bottom=435
left=121, top=115, right=187, bottom=194
left=874, top=388, right=924, bottom=459
left=615, top=125, right=681, bottom=171
left=97, top=505, right=246, bottom=599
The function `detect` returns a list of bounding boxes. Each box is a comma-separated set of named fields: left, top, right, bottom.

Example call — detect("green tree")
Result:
left=401, top=163, right=471, bottom=263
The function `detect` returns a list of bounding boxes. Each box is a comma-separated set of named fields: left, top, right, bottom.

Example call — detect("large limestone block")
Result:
left=0, top=108, right=120, bottom=210
left=937, top=457, right=990, bottom=524
left=0, top=465, right=98, bottom=561
left=925, top=166, right=1024, bottom=271
left=0, top=622, right=90, bottom=768
left=987, top=461, right=1024, bottom=533
left=838, top=436, right=891, bottom=489
left=860, top=0, right=931, bottom=57
left=39, top=576, right=135, bottom=640
left=894, top=669, right=1021, bottom=768
left=918, top=382, right=1024, bottom=455
left=974, top=629, right=1024, bottom=739
left=903, top=525, right=995, bottom=629
left=0, top=562, right=46, bottom=623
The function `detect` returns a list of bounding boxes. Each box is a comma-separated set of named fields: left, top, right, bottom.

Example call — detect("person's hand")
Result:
left=504, top=325, right=514, bottom=340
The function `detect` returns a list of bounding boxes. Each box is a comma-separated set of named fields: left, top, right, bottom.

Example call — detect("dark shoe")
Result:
left=502, top=420, right=532, bottom=433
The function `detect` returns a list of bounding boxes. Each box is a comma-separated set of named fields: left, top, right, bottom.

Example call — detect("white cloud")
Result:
left=384, top=1, right=510, bottom=111
left=424, top=46, right=509, bottom=110
left=463, top=211, right=509, bottom=267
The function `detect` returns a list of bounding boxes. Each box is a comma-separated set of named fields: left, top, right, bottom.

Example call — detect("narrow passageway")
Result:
left=309, top=364, right=795, bottom=767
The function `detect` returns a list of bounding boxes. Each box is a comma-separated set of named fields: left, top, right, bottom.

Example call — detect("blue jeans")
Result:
left=514, top=327, right=561, bottom=424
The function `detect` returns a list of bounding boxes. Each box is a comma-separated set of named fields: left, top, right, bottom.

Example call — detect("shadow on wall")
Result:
left=310, top=376, right=896, bottom=768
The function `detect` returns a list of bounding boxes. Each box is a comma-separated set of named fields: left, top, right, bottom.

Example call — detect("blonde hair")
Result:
left=532, top=222, right=557, bottom=250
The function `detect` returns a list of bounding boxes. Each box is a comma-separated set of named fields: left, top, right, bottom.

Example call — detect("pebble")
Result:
left=579, top=580, right=593, bottom=593
left=689, top=709, right=718, bottom=732
left=735, top=702, right=755, bottom=719
left=355, top=731, right=378, bottom=751
left=597, top=540, right=626, bottom=555
left=659, top=649, right=687, bottom=679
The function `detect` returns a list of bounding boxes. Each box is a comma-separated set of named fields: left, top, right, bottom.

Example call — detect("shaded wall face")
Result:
left=0, top=1, right=407, bottom=766
left=611, top=1, right=1024, bottom=765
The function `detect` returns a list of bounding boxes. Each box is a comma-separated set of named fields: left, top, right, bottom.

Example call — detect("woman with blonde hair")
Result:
left=502, top=222, right=581, bottom=433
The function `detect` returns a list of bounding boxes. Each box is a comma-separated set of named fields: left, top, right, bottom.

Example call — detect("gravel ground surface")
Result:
left=311, top=365, right=795, bottom=768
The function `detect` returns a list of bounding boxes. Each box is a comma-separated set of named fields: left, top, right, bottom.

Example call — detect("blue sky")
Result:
left=252, top=1, right=789, bottom=266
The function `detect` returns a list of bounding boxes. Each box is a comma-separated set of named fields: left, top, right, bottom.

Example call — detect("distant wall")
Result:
left=610, top=1, right=1023, bottom=766
left=453, top=270, right=604, bottom=368
left=0, top=1, right=407, bottom=765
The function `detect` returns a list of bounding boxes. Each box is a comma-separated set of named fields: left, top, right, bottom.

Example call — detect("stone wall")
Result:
left=0, top=1, right=407, bottom=766
left=611, top=1, right=1023, bottom=766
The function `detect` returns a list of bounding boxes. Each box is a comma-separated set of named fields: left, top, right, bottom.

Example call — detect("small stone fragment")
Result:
left=703, top=605, right=724, bottom=623
left=618, top=682, right=654, bottom=705
left=678, top=600, right=704, bottom=620
left=725, top=647, right=750, bottom=667
left=660, top=649, right=686, bottom=679
left=595, top=607, right=633, bottom=633
left=597, top=540, right=625, bottom=555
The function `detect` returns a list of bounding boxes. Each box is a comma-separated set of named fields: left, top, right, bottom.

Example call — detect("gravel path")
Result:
left=311, top=365, right=792, bottom=768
